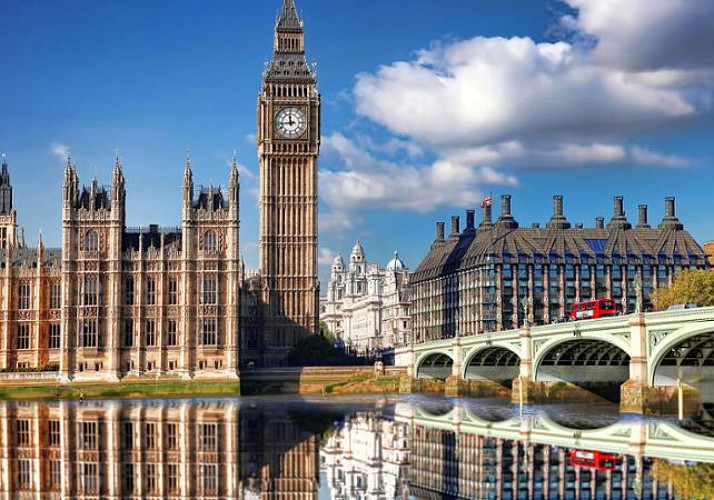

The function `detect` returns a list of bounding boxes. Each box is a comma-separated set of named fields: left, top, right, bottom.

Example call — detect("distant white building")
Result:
left=321, top=242, right=411, bottom=355
left=320, top=412, right=410, bottom=500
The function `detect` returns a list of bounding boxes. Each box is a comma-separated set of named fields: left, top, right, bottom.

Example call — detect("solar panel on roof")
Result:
left=584, top=239, right=607, bottom=253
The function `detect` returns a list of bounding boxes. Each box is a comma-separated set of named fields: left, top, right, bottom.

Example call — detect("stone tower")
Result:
left=0, top=156, right=18, bottom=250
left=180, top=155, right=241, bottom=379
left=60, top=155, right=125, bottom=381
left=258, top=0, right=320, bottom=366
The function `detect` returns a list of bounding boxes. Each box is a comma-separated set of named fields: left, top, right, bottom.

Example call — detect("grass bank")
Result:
left=0, top=379, right=240, bottom=401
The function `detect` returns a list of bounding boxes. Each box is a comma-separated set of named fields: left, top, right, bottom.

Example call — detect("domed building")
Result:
left=322, top=244, right=411, bottom=356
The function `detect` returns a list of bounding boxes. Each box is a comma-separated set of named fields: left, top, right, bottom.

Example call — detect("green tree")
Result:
left=289, top=327, right=341, bottom=366
left=652, top=461, right=714, bottom=499
left=319, top=320, right=332, bottom=339
left=651, top=269, right=714, bottom=310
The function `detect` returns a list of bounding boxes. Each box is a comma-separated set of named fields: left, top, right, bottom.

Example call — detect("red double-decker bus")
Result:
left=570, top=299, right=617, bottom=320
left=569, top=450, right=619, bottom=471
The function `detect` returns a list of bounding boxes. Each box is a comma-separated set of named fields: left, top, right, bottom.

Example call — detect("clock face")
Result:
left=275, top=107, right=307, bottom=139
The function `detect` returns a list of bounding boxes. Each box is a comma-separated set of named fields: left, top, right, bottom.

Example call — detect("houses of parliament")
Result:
left=0, top=0, right=320, bottom=381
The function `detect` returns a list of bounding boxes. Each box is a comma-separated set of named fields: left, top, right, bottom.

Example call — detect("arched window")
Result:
left=83, top=230, right=99, bottom=252
left=203, top=230, right=217, bottom=253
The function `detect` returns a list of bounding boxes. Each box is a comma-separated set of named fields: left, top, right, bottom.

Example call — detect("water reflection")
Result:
left=0, top=397, right=713, bottom=499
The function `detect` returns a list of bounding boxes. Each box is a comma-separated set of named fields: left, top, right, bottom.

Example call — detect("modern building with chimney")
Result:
left=410, top=195, right=708, bottom=343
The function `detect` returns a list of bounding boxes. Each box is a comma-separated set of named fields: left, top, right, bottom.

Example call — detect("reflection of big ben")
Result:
left=258, top=0, right=320, bottom=366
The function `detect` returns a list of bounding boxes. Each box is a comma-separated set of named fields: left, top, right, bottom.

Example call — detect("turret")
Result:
left=228, top=151, right=240, bottom=219
left=182, top=152, right=194, bottom=220
left=111, top=151, right=126, bottom=222
left=0, top=155, right=13, bottom=216
left=62, top=154, right=78, bottom=209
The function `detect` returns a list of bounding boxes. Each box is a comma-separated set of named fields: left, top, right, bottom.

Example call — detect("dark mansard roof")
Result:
left=0, top=247, right=62, bottom=269
left=193, top=186, right=228, bottom=211
left=122, top=226, right=182, bottom=252
left=76, top=181, right=111, bottom=210
left=412, top=197, right=708, bottom=283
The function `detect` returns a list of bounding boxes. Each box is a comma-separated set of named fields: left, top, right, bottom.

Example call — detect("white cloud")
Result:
left=320, top=133, right=517, bottom=221
left=563, top=0, right=714, bottom=72
left=318, top=247, right=338, bottom=266
left=629, top=147, right=689, bottom=168
left=317, top=0, right=711, bottom=235
left=320, top=211, right=357, bottom=235
left=354, top=36, right=698, bottom=149
left=51, top=143, right=70, bottom=162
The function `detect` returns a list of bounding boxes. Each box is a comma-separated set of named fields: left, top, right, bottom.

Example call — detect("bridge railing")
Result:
left=410, top=306, right=714, bottom=352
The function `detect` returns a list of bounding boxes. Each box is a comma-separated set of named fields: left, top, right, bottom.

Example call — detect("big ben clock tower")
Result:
left=258, top=0, right=320, bottom=366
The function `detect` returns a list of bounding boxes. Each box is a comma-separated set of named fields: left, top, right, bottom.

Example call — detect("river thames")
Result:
left=1, top=395, right=712, bottom=499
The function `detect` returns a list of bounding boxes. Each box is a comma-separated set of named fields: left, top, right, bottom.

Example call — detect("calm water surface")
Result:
left=1, top=395, right=712, bottom=499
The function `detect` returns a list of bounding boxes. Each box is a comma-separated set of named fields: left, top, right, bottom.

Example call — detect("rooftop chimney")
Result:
left=659, top=196, right=684, bottom=230
left=466, top=209, right=475, bottom=230
left=637, top=204, right=650, bottom=229
left=496, top=194, right=518, bottom=229
left=431, top=221, right=446, bottom=250
left=546, top=195, right=571, bottom=230
left=450, top=215, right=460, bottom=237
left=614, top=196, right=624, bottom=217
left=436, top=222, right=445, bottom=241
left=595, top=217, right=605, bottom=229
left=479, top=202, right=493, bottom=229
left=607, top=195, right=631, bottom=230
left=666, top=197, right=675, bottom=218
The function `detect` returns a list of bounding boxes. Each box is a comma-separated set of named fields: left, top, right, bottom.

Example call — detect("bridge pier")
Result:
left=621, top=314, right=700, bottom=415
left=511, top=326, right=536, bottom=404
left=445, top=336, right=467, bottom=397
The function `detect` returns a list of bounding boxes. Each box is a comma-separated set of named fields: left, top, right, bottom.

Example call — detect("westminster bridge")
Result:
left=395, top=307, right=714, bottom=413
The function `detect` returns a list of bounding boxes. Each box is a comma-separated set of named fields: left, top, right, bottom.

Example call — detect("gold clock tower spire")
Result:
left=258, top=0, right=320, bottom=366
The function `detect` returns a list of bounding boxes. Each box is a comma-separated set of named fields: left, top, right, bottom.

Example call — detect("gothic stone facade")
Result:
left=258, top=0, right=321, bottom=366
left=0, top=0, right=321, bottom=376
left=411, top=195, right=709, bottom=344
left=0, top=156, right=241, bottom=381
left=0, top=399, right=319, bottom=498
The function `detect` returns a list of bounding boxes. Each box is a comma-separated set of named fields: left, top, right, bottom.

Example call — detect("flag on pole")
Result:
left=481, top=196, right=492, bottom=208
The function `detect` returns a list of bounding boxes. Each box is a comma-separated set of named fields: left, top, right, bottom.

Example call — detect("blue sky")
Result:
left=1, top=0, right=713, bottom=287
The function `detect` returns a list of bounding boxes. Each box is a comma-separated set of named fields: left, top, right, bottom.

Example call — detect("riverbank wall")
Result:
left=0, top=366, right=408, bottom=400
left=240, top=366, right=407, bottom=395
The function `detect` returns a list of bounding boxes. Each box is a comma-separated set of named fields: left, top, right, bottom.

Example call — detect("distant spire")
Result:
left=230, top=150, right=239, bottom=180
left=277, top=0, right=301, bottom=31
left=113, top=148, right=124, bottom=179
left=183, top=149, right=192, bottom=174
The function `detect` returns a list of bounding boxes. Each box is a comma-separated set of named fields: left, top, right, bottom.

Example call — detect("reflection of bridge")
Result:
left=396, top=308, right=714, bottom=413
left=402, top=403, right=714, bottom=465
